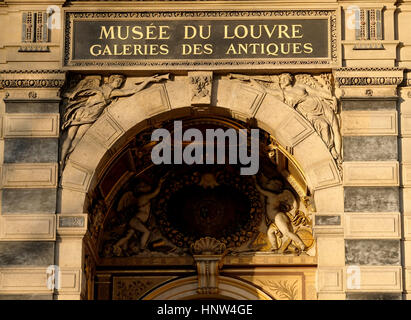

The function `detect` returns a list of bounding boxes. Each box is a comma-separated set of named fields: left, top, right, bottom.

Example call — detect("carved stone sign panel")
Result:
left=63, top=10, right=337, bottom=69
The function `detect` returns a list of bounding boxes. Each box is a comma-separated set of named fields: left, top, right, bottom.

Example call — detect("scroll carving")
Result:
left=189, top=72, right=213, bottom=105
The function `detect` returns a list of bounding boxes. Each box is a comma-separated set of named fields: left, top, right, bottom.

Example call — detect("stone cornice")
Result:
left=334, top=67, right=404, bottom=87
left=0, top=70, right=66, bottom=89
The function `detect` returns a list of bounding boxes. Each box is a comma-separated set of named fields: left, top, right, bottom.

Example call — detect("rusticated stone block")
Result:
left=3, top=138, right=58, bottom=163
left=343, top=136, right=397, bottom=161
left=346, top=293, right=402, bottom=300
left=0, top=294, right=53, bottom=300
left=344, top=187, right=399, bottom=212
left=0, top=242, right=54, bottom=266
left=341, top=98, right=397, bottom=111
left=2, top=188, right=56, bottom=214
left=345, top=239, right=400, bottom=265
left=5, top=100, right=60, bottom=113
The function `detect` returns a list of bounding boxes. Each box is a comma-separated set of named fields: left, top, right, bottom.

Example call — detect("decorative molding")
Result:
left=336, top=77, right=403, bottom=86
left=0, top=215, right=56, bottom=241
left=342, top=111, right=398, bottom=136
left=2, top=163, right=58, bottom=188
left=344, top=212, right=401, bottom=239
left=0, top=79, right=66, bottom=89
left=191, top=237, right=226, bottom=255
left=191, top=237, right=226, bottom=295
left=317, top=267, right=344, bottom=292
left=188, top=71, right=213, bottom=105
left=0, top=70, right=66, bottom=89
left=64, top=10, right=337, bottom=69
left=343, top=161, right=399, bottom=187
left=344, top=266, right=402, bottom=292
left=3, top=114, right=60, bottom=138
left=334, top=67, right=404, bottom=87
left=335, top=67, right=403, bottom=72
left=0, top=268, right=52, bottom=294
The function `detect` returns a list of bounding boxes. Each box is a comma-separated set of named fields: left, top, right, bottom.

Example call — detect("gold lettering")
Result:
left=90, top=44, right=102, bottom=56
left=266, top=43, right=279, bottom=56
left=160, top=44, right=169, bottom=55
left=225, top=43, right=237, bottom=55
left=131, top=26, right=143, bottom=40
left=134, top=44, right=143, bottom=55
left=113, top=44, right=121, bottom=55
left=303, top=42, right=313, bottom=54
left=203, top=43, right=213, bottom=54
left=184, top=26, right=197, bottom=39
left=158, top=26, right=171, bottom=40
left=234, top=25, right=248, bottom=39
left=123, top=44, right=132, bottom=55
left=117, top=26, right=129, bottom=40
left=292, top=25, right=303, bottom=38
left=238, top=43, right=248, bottom=54
left=278, top=25, right=290, bottom=39
left=146, top=25, right=157, bottom=40
left=292, top=43, right=302, bottom=54
left=102, top=45, right=113, bottom=55
left=182, top=44, right=192, bottom=55
left=249, top=25, right=262, bottom=39
left=263, top=25, right=278, bottom=38
left=149, top=44, right=159, bottom=55
left=99, top=26, right=115, bottom=40
left=223, top=25, right=235, bottom=39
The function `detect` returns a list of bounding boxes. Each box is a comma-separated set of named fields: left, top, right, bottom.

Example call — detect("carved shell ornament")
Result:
left=191, top=237, right=226, bottom=255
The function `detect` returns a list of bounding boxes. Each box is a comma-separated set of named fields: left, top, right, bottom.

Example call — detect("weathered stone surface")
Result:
left=2, top=188, right=57, bottom=214
left=5, top=100, right=60, bottom=113
left=345, top=240, right=400, bottom=265
left=0, top=294, right=53, bottom=300
left=59, top=216, right=85, bottom=228
left=344, top=187, right=399, bottom=212
left=343, top=136, right=397, bottom=161
left=0, top=242, right=54, bottom=266
left=3, top=138, right=58, bottom=163
left=315, top=215, right=341, bottom=226
left=341, top=98, right=398, bottom=111
left=346, top=293, right=402, bottom=300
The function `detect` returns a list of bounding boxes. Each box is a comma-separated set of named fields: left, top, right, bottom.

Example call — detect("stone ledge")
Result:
left=2, top=163, right=58, bottom=188
left=344, top=266, right=403, bottom=293
left=0, top=215, right=56, bottom=241
left=344, top=212, right=401, bottom=239
left=317, top=267, right=344, bottom=292
left=343, top=161, right=399, bottom=186
left=342, top=110, right=398, bottom=136
left=3, top=113, right=59, bottom=138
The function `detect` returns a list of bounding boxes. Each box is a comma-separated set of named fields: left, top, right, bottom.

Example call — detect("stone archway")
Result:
left=59, top=74, right=341, bottom=214
left=141, top=276, right=273, bottom=300
left=55, top=74, right=343, bottom=300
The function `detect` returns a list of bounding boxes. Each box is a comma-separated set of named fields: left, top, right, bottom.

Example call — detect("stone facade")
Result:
left=0, top=0, right=410, bottom=300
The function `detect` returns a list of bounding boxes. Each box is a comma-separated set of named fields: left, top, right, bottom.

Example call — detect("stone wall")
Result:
left=0, top=0, right=411, bottom=300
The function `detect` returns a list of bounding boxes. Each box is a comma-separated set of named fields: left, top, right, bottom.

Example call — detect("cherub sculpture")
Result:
left=254, top=175, right=306, bottom=254
left=60, top=73, right=169, bottom=170
left=112, top=177, right=166, bottom=256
